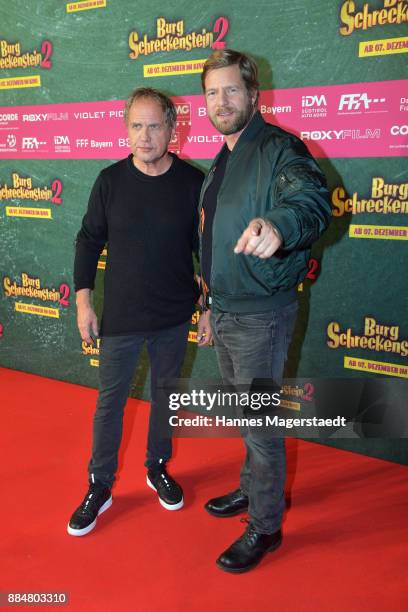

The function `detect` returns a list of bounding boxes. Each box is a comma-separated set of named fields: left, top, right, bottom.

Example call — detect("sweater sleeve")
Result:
left=264, top=137, right=332, bottom=251
left=192, top=172, right=204, bottom=261
left=74, top=173, right=108, bottom=292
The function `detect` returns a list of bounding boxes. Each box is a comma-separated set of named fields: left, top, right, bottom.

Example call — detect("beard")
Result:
left=208, top=99, right=254, bottom=135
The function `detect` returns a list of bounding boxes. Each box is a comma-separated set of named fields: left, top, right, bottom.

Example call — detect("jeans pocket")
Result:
left=233, top=313, right=275, bottom=330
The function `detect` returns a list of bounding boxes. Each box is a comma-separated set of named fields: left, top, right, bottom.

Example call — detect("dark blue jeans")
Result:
left=210, top=301, right=298, bottom=534
left=88, top=319, right=191, bottom=487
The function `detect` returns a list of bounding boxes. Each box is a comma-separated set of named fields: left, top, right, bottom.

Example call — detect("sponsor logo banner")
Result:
left=0, top=80, right=405, bottom=159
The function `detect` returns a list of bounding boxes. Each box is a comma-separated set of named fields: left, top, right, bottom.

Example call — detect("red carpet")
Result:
left=1, top=367, right=407, bottom=611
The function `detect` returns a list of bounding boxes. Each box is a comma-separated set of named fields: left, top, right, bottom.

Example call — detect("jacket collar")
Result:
left=230, top=110, right=265, bottom=154
left=213, top=110, right=265, bottom=161
left=208, top=110, right=265, bottom=172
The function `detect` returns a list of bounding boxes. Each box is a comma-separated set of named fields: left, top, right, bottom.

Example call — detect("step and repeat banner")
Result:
left=0, top=1, right=407, bottom=451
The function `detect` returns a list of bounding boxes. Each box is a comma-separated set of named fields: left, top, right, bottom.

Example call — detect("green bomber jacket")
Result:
left=198, top=111, right=332, bottom=313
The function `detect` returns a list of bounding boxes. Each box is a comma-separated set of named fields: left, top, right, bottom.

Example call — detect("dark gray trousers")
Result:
left=211, top=301, right=298, bottom=533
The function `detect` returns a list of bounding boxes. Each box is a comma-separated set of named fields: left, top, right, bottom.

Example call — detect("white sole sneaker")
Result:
left=146, top=476, right=184, bottom=511
left=67, top=496, right=112, bottom=537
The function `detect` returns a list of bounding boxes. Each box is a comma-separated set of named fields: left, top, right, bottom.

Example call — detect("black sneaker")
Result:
left=146, top=467, right=184, bottom=511
left=67, top=483, right=112, bottom=536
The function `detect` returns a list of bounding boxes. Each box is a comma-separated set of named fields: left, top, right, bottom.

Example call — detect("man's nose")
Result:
left=217, top=89, right=229, bottom=106
left=140, top=126, right=150, bottom=141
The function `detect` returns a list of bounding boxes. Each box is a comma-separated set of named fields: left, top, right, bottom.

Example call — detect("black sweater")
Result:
left=74, top=154, right=204, bottom=335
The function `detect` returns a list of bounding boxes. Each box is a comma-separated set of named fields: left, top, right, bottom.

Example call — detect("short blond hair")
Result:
left=201, top=49, right=259, bottom=105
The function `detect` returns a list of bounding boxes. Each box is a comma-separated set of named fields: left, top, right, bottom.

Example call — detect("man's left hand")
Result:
left=234, top=218, right=282, bottom=258
left=197, top=309, right=213, bottom=346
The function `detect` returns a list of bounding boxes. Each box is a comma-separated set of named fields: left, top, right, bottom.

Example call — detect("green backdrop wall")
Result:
left=0, top=0, right=407, bottom=462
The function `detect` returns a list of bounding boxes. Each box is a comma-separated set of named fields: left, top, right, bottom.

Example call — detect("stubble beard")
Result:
left=209, top=99, right=254, bottom=136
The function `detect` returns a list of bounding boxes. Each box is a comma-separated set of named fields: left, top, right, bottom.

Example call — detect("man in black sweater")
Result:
left=68, top=88, right=204, bottom=536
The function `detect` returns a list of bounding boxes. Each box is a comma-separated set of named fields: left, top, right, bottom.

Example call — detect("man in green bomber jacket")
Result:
left=197, top=49, right=332, bottom=573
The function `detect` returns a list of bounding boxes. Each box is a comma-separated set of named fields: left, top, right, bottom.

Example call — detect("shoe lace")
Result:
left=78, top=486, right=106, bottom=515
left=239, top=517, right=258, bottom=544
left=156, top=471, right=176, bottom=492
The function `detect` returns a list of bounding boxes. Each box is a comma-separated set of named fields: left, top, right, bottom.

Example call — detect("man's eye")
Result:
left=206, top=91, right=216, bottom=98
